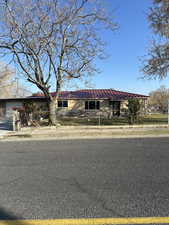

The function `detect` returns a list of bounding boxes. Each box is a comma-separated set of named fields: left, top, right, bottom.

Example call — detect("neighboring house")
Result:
left=0, top=89, right=148, bottom=118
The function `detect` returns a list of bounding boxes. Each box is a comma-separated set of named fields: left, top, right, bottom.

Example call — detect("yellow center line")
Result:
left=1, top=217, right=169, bottom=225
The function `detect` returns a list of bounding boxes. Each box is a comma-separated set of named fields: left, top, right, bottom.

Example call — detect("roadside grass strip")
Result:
left=1, top=217, right=169, bottom=225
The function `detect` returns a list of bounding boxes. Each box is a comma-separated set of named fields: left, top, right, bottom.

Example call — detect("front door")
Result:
left=110, top=101, right=120, bottom=116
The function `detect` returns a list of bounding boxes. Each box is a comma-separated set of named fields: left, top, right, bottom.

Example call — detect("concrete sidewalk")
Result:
left=0, top=130, right=10, bottom=138
left=1, top=124, right=169, bottom=141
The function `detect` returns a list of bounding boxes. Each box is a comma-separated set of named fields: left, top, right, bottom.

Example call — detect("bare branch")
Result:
left=0, top=0, right=117, bottom=124
left=142, top=0, right=169, bottom=79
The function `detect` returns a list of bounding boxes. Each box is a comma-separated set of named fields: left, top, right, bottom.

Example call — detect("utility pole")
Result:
left=15, top=78, right=19, bottom=97
left=168, top=99, right=169, bottom=126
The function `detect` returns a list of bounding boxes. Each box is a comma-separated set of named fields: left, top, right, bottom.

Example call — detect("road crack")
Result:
left=72, top=178, right=124, bottom=217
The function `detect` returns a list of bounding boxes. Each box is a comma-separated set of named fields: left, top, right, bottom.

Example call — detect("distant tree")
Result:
left=0, top=62, right=15, bottom=98
left=148, top=85, right=169, bottom=113
left=0, top=62, right=31, bottom=98
left=127, top=99, right=141, bottom=125
left=142, top=0, right=169, bottom=79
left=0, top=0, right=117, bottom=125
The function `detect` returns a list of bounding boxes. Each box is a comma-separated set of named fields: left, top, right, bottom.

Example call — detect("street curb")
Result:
left=20, top=124, right=169, bottom=132
left=1, top=125, right=169, bottom=142
left=1, top=133, right=169, bottom=142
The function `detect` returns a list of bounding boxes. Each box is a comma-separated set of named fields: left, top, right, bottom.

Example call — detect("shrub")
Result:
left=127, top=99, right=141, bottom=125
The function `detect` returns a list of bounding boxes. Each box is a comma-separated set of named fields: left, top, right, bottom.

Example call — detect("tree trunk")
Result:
left=49, top=99, right=57, bottom=125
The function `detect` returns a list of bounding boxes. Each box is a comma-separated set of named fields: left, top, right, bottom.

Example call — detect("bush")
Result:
left=127, top=99, right=141, bottom=125
left=23, top=101, right=49, bottom=123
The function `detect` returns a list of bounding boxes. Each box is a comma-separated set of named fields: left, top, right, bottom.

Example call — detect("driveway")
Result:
left=0, top=117, right=12, bottom=136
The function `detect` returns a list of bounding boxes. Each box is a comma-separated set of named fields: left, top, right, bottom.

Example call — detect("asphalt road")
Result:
left=0, top=138, right=169, bottom=221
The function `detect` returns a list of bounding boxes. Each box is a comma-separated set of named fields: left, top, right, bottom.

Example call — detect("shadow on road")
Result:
left=0, top=207, right=28, bottom=224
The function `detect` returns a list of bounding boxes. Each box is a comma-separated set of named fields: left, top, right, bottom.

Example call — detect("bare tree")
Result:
left=0, top=62, right=15, bottom=98
left=148, top=85, right=169, bottom=113
left=0, top=62, right=31, bottom=98
left=0, top=0, right=117, bottom=125
left=142, top=0, right=169, bottom=79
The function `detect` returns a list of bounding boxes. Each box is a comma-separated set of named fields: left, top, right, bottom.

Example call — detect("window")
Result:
left=85, top=101, right=100, bottom=110
left=58, top=100, right=68, bottom=108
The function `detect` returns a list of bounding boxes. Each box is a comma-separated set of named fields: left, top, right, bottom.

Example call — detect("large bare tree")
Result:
left=0, top=0, right=117, bottom=124
left=142, top=0, right=169, bottom=79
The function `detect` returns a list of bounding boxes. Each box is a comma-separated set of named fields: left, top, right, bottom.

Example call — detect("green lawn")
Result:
left=143, top=114, right=168, bottom=125
left=58, top=114, right=168, bottom=126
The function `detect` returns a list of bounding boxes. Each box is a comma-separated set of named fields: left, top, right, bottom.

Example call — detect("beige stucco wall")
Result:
left=56, top=99, right=84, bottom=115
left=56, top=99, right=111, bottom=117
left=68, top=99, right=84, bottom=111
left=56, top=98, right=148, bottom=117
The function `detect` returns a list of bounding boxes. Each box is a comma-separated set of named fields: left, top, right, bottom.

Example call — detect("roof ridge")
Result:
left=31, top=89, right=148, bottom=98
left=62, top=89, right=148, bottom=97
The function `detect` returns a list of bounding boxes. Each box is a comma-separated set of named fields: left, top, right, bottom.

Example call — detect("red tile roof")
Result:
left=31, top=89, right=148, bottom=100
